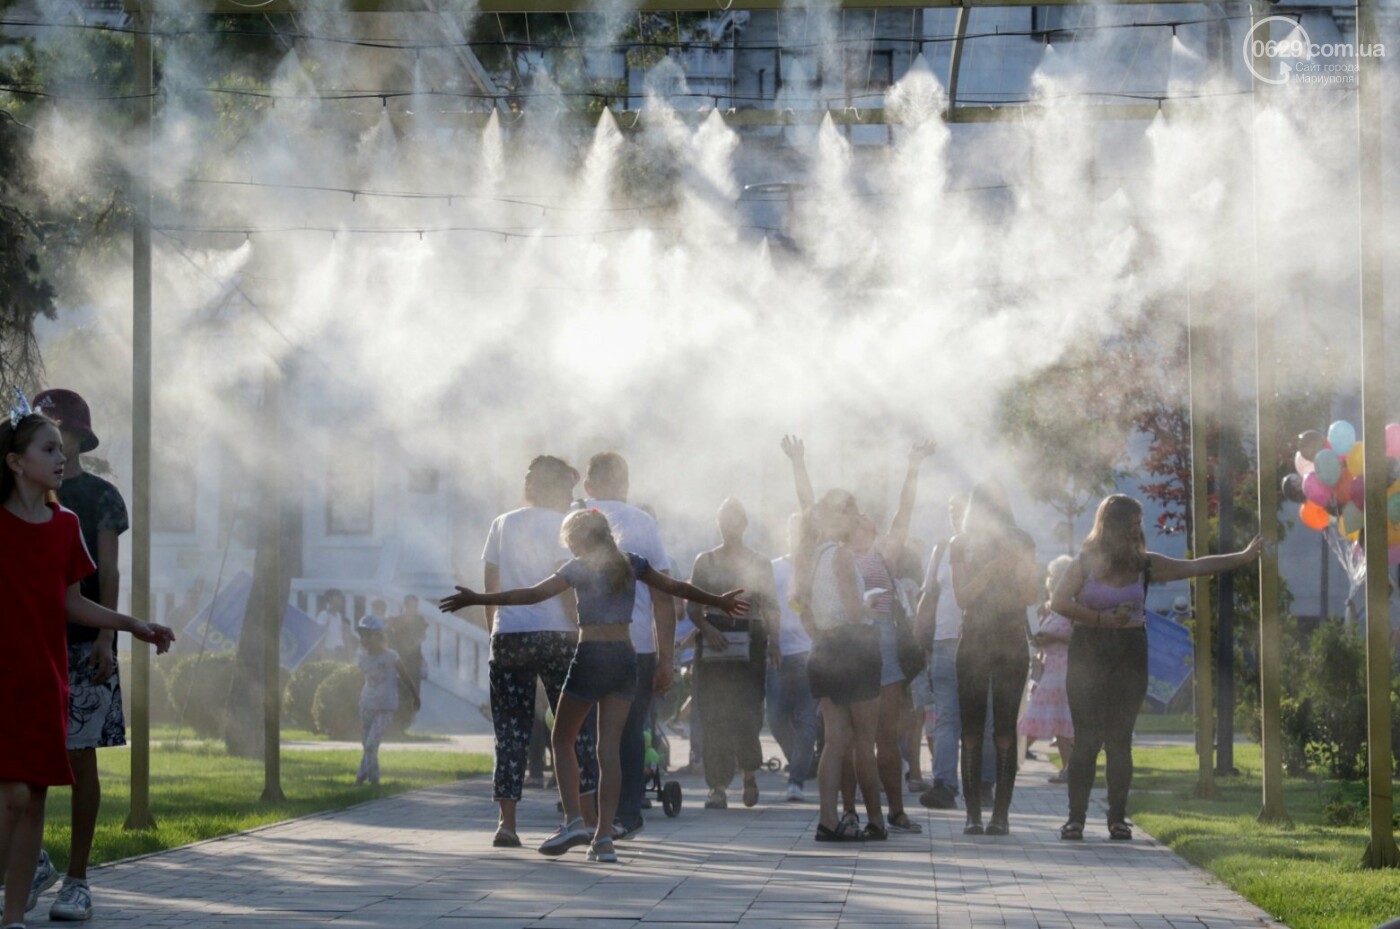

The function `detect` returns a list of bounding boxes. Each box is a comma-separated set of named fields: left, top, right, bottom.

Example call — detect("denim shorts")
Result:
left=874, top=617, right=906, bottom=687
left=563, top=641, right=639, bottom=703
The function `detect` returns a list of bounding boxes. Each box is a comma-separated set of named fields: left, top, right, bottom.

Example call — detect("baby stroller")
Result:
left=644, top=727, right=683, bottom=817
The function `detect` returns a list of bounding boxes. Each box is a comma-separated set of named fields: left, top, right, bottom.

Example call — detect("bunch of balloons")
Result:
left=1282, top=420, right=1400, bottom=566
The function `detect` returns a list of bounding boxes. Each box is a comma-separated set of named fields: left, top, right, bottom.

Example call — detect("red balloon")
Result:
left=1335, top=467, right=1353, bottom=503
left=1350, top=473, right=1366, bottom=510
left=1300, top=501, right=1331, bottom=531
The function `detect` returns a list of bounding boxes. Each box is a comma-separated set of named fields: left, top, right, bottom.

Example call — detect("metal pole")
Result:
left=261, top=365, right=286, bottom=803
left=124, top=3, right=156, bottom=833
left=1250, top=0, right=1287, bottom=825
left=1187, top=276, right=1218, bottom=799
left=1355, top=0, right=1398, bottom=869
left=1215, top=329, right=1237, bottom=776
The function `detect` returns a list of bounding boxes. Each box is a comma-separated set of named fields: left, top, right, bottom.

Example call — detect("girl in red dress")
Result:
left=1, top=404, right=174, bottom=928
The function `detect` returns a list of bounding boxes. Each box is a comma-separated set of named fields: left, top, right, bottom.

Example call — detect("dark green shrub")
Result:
left=1273, top=620, right=1370, bottom=779
left=164, top=652, right=237, bottom=738
left=284, top=660, right=342, bottom=730
left=312, top=665, right=364, bottom=741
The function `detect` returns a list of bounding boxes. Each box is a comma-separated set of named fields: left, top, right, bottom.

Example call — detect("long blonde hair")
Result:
left=1082, top=494, right=1147, bottom=577
left=560, top=508, right=633, bottom=594
left=793, top=489, right=857, bottom=616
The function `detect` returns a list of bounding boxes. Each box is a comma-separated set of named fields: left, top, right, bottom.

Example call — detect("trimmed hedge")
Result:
left=284, top=660, right=343, bottom=731
left=312, top=665, right=365, bottom=741
left=164, top=652, right=237, bottom=738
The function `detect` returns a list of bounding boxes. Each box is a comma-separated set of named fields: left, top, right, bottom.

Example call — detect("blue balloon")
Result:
left=1327, top=420, right=1356, bottom=456
left=1314, top=449, right=1342, bottom=485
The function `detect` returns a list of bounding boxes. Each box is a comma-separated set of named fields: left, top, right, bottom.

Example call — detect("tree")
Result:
left=1000, top=328, right=1166, bottom=553
left=0, top=24, right=56, bottom=387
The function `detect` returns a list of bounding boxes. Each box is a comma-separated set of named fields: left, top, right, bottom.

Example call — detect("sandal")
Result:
left=1059, top=821, right=1084, bottom=841
left=492, top=827, right=522, bottom=848
left=815, top=821, right=864, bottom=843
left=887, top=811, right=923, bottom=834
left=1108, top=821, right=1133, bottom=841
left=742, top=777, right=759, bottom=808
left=861, top=822, right=888, bottom=841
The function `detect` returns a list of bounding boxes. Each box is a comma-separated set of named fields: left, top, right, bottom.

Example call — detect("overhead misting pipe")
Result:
left=125, top=1, right=155, bottom=832
left=1355, top=0, right=1398, bottom=869
left=1249, top=0, right=1287, bottom=825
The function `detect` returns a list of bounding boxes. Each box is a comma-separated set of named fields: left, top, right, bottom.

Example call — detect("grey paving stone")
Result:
left=71, top=752, right=1290, bottom=929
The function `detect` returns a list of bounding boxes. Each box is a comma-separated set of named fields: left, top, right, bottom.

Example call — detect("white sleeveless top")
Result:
left=809, top=543, right=866, bottom=631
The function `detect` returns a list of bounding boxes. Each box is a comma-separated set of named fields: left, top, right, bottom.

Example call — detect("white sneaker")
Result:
left=26, top=849, right=59, bottom=912
left=537, top=818, right=591, bottom=857
left=50, top=878, right=93, bottom=921
left=785, top=784, right=805, bottom=802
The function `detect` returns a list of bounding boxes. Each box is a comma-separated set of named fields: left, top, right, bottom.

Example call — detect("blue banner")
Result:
left=182, top=571, right=324, bottom=669
left=1145, top=609, right=1194, bottom=706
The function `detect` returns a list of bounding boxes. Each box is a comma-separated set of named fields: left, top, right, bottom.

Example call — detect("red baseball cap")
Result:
left=33, top=388, right=99, bottom=452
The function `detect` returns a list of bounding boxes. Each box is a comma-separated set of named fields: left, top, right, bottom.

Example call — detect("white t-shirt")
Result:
left=771, top=556, right=813, bottom=657
left=584, top=498, right=670, bottom=654
left=316, top=609, right=346, bottom=650
left=482, top=506, right=573, bottom=635
left=921, top=543, right=962, bottom=641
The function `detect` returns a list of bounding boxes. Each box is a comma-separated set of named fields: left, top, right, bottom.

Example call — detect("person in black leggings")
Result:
left=949, top=480, right=1039, bottom=835
left=1050, top=494, right=1261, bottom=840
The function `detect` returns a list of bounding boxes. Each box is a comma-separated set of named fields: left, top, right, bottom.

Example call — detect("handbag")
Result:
left=699, top=625, right=752, bottom=663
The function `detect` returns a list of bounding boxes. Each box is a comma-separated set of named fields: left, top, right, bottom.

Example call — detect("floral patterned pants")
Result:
left=490, top=631, right=598, bottom=801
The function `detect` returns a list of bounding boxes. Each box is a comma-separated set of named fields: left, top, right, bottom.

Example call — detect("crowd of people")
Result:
left=444, top=441, right=1263, bottom=860
left=1, top=380, right=1267, bottom=929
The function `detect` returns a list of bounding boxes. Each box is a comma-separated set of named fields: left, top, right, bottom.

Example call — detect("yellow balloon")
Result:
left=1346, top=442, right=1365, bottom=475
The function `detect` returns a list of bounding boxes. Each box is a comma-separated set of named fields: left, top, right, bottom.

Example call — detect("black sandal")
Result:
left=815, top=822, right=864, bottom=843
left=861, top=822, right=888, bottom=841
left=1108, top=821, right=1133, bottom=841
left=1059, top=821, right=1084, bottom=841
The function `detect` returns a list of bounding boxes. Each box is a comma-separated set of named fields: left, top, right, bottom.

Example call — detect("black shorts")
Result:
left=563, top=640, right=638, bottom=703
left=807, top=623, right=881, bottom=706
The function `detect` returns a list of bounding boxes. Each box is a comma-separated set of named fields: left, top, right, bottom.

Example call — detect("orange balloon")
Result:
left=1346, top=441, right=1365, bottom=475
left=1300, top=501, right=1331, bottom=531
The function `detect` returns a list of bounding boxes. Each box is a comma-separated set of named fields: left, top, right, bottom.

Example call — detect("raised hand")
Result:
left=1241, top=536, right=1265, bottom=562
left=780, top=435, right=805, bottom=461
left=908, top=439, right=937, bottom=464
left=717, top=588, right=750, bottom=617
left=439, top=586, right=481, bottom=613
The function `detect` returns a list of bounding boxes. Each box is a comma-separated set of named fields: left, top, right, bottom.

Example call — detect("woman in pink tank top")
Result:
left=1049, top=495, right=1261, bottom=841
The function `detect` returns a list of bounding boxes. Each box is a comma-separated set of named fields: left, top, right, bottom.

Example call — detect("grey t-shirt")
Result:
left=358, top=648, right=400, bottom=711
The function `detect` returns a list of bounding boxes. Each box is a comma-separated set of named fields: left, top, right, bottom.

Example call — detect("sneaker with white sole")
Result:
left=785, top=784, right=805, bottom=802
left=611, top=816, right=644, bottom=841
left=24, top=849, right=59, bottom=912
left=586, top=839, right=618, bottom=863
left=49, top=878, right=93, bottom=921
left=537, top=818, right=591, bottom=857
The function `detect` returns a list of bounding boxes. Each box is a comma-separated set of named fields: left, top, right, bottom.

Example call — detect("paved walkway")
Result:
left=69, top=743, right=1285, bottom=929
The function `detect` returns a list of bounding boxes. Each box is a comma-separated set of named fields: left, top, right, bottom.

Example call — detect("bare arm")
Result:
left=913, top=541, right=945, bottom=641
left=439, top=575, right=570, bottom=613
left=483, top=562, right=501, bottom=630
left=879, top=441, right=936, bottom=560
left=66, top=586, right=174, bottom=651
left=640, top=565, right=748, bottom=617
left=651, top=569, right=676, bottom=690
left=1147, top=537, right=1263, bottom=584
left=781, top=435, right=816, bottom=512
left=93, top=529, right=121, bottom=682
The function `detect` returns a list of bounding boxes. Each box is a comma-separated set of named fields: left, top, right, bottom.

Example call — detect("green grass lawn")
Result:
left=41, top=741, right=490, bottom=874
left=1132, top=712, right=1194, bottom=734
left=1129, top=744, right=1400, bottom=929
left=147, top=725, right=450, bottom=743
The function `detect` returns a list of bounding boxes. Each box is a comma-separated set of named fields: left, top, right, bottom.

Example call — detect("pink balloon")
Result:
left=1350, top=472, right=1366, bottom=510
left=1391, top=543, right=1400, bottom=567
left=1387, top=423, right=1400, bottom=458
left=1303, top=472, right=1332, bottom=506
left=1294, top=451, right=1315, bottom=477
